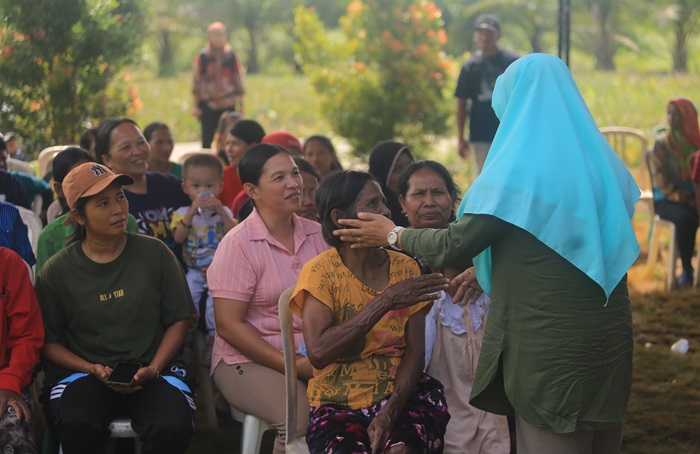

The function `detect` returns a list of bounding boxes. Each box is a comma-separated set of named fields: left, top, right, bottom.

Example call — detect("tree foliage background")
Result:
left=294, top=0, right=452, bottom=154
left=0, top=0, right=698, bottom=156
left=0, top=0, right=147, bottom=151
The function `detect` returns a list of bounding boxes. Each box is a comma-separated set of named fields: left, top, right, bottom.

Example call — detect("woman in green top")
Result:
left=35, top=162, right=195, bottom=454
left=334, top=54, right=641, bottom=454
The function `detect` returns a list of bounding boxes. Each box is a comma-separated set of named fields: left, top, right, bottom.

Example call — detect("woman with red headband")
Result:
left=650, top=98, right=700, bottom=287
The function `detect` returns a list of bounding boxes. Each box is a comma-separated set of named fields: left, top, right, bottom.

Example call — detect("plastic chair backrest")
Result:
left=38, top=146, right=69, bottom=178
left=17, top=205, right=41, bottom=256
left=601, top=126, right=650, bottom=193
left=7, top=158, right=35, bottom=176
left=278, top=286, right=310, bottom=453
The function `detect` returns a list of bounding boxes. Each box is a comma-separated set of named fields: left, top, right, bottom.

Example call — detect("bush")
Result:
left=0, top=0, right=148, bottom=155
left=294, top=0, right=452, bottom=156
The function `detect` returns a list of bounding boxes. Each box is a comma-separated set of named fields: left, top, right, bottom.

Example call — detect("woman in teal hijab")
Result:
left=334, top=53, right=640, bottom=454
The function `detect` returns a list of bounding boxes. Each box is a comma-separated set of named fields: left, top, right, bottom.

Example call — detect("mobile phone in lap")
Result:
left=106, top=361, right=142, bottom=386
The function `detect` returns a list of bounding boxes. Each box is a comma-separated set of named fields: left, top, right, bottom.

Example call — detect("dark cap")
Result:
left=474, top=14, right=500, bottom=33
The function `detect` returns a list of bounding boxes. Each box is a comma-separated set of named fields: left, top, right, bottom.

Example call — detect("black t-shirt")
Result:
left=455, top=49, right=519, bottom=142
left=125, top=172, right=190, bottom=258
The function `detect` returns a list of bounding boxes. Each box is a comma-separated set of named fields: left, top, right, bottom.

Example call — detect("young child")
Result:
left=172, top=154, right=236, bottom=337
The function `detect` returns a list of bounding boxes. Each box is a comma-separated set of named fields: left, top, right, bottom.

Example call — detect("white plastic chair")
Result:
left=58, top=418, right=140, bottom=454
left=278, top=286, right=310, bottom=453
left=38, top=145, right=69, bottom=178
left=601, top=126, right=654, bottom=237
left=7, top=157, right=35, bottom=176
left=229, top=406, right=273, bottom=454
left=17, top=206, right=41, bottom=257
left=46, top=199, right=63, bottom=223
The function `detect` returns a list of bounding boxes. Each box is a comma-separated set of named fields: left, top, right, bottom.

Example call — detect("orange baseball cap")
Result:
left=62, top=162, right=134, bottom=210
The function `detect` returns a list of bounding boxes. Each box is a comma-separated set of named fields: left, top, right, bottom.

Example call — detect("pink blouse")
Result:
left=207, top=208, right=328, bottom=370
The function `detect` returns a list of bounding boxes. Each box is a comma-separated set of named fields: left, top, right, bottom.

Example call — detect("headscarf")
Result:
left=457, top=53, right=640, bottom=298
left=668, top=98, right=700, bottom=182
left=369, top=141, right=413, bottom=227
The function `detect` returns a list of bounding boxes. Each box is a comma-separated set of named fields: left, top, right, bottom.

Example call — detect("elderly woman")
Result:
left=35, top=163, right=196, bottom=453
left=398, top=160, right=510, bottom=453
left=650, top=98, right=700, bottom=287
left=207, top=144, right=328, bottom=454
left=335, top=54, right=640, bottom=454
left=291, top=170, right=450, bottom=454
left=368, top=141, right=414, bottom=227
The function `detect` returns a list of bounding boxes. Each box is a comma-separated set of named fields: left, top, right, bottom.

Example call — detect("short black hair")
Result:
left=183, top=153, right=224, bottom=179
left=53, top=147, right=96, bottom=183
left=143, top=122, right=170, bottom=142
left=239, top=143, right=289, bottom=186
left=79, top=127, right=97, bottom=151
left=95, top=118, right=139, bottom=165
left=315, top=170, right=375, bottom=248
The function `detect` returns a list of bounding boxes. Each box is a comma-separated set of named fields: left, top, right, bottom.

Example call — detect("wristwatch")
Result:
left=387, top=226, right=406, bottom=250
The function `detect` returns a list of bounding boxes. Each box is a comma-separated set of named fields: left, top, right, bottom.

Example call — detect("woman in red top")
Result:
left=218, top=119, right=265, bottom=210
left=0, top=247, right=44, bottom=452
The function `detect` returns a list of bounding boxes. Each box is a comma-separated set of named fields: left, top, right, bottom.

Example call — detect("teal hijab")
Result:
left=457, top=54, right=640, bottom=298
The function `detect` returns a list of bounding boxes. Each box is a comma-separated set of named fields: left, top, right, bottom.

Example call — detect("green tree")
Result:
left=0, top=0, right=148, bottom=152
left=294, top=1, right=452, bottom=155
left=660, top=0, right=700, bottom=72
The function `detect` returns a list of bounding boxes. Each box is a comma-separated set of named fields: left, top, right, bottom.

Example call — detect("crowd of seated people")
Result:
left=4, top=83, right=685, bottom=452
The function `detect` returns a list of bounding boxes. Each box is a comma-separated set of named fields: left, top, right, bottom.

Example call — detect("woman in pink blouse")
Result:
left=207, top=144, right=328, bottom=453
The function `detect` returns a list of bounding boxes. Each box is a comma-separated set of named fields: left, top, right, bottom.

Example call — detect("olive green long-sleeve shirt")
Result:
left=401, top=214, right=632, bottom=433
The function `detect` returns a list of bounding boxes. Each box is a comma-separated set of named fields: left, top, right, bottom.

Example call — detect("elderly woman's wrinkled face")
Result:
left=352, top=180, right=391, bottom=219
left=668, top=103, right=684, bottom=131
left=400, top=168, right=453, bottom=229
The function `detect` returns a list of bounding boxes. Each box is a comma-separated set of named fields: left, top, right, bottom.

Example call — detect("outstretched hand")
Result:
left=334, top=212, right=397, bottom=249
left=449, top=267, right=484, bottom=306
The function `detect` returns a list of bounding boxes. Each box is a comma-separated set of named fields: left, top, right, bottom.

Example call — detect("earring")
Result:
left=401, top=210, right=407, bottom=215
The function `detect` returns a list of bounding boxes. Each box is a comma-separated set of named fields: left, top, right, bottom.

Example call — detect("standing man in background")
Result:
left=192, top=22, right=245, bottom=149
left=455, top=14, right=518, bottom=175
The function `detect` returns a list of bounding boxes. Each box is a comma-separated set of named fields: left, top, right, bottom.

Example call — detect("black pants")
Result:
left=655, top=199, right=699, bottom=273
left=50, top=374, right=194, bottom=454
left=199, top=102, right=230, bottom=149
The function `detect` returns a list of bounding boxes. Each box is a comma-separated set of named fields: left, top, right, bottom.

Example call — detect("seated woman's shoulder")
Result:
left=146, top=171, right=182, bottom=186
